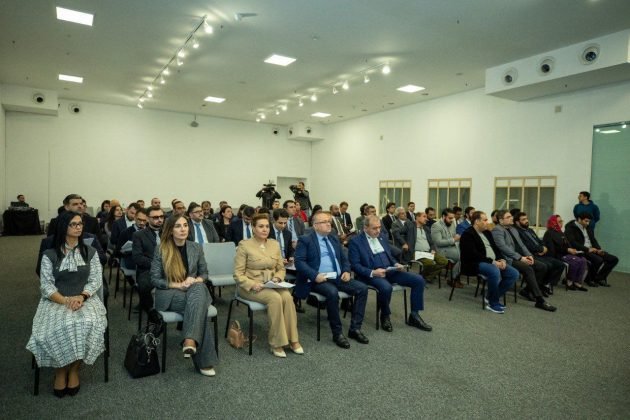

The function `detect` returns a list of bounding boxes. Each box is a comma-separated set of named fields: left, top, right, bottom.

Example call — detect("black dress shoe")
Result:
left=53, top=388, right=66, bottom=398
left=518, top=289, right=536, bottom=302
left=535, top=300, right=557, bottom=312
left=380, top=317, right=393, bottom=332
left=333, top=334, right=351, bottom=349
left=586, top=280, right=598, bottom=287
left=348, top=330, right=369, bottom=344
left=408, top=314, right=432, bottom=331
left=295, top=306, right=305, bottom=313
left=597, top=280, right=611, bottom=287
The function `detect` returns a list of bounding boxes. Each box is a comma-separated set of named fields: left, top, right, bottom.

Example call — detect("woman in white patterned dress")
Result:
left=27, top=211, right=107, bottom=398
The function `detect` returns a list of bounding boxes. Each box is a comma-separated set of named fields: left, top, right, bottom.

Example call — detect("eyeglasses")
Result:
left=191, top=210, right=203, bottom=214
left=69, top=222, right=84, bottom=228
left=314, top=220, right=331, bottom=225
left=150, top=215, right=165, bottom=220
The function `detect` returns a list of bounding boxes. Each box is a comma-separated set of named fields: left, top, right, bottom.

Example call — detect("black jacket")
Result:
left=514, top=225, right=545, bottom=254
left=460, top=227, right=506, bottom=276
left=542, top=229, right=570, bottom=258
left=564, top=220, right=600, bottom=252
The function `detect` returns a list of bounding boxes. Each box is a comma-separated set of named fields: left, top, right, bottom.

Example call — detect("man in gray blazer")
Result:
left=187, top=202, right=220, bottom=244
left=391, top=207, right=414, bottom=263
left=491, top=210, right=556, bottom=312
left=284, top=200, right=305, bottom=248
left=430, top=208, right=461, bottom=281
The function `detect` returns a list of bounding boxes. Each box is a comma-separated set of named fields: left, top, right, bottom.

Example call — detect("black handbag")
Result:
left=124, top=310, right=164, bottom=378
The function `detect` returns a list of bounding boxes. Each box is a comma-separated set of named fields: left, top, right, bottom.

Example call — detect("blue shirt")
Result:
left=316, top=233, right=341, bottom=277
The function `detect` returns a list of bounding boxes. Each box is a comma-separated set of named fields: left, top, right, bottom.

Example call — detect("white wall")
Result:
left=0, top=89, right=5, bottom=210
left=310, top=80, right=630, bottom=222
left=5, top=101, right=312, bottom=219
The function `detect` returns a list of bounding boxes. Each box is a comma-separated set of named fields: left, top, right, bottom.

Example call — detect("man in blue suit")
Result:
left=349, top=215, right=432, bottom=332
left=226, top=206, right=255, bottom=246
left=295, top=211, right=369, bottom=349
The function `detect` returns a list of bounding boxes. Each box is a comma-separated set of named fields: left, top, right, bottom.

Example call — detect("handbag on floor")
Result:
left=227, top=320, right=255, bottom=349
left=124, top=310, right=164, bottom=378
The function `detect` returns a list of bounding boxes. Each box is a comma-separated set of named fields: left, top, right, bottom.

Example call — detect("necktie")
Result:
left=246, top=224, right=251, bottom=239
left=323, top=237, right=339, bottom=275
left=276, top=229, right=285, bottom=257
left=155, top=230, right=161, bottom=245
left=195, top=223, right=204, bottom=244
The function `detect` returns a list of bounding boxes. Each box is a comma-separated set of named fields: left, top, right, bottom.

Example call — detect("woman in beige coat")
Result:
left=233, top=214, right=303, bottom=357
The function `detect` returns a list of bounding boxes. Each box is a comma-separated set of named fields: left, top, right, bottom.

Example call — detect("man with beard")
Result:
left=132, top=206, right=164, bottom=312
left=431, top=208, right=462, bottom=285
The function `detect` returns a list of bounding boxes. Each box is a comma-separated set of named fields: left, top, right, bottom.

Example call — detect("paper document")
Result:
left=264, top=281, right=295, bottom=289
left=120, top=241, right=133, bottom=253
left=414, top=251, right=434, bottom=261
left=285, top=263, right=296, bottom=271
left=385, top=266, right=399, bottom=272
left=323, top=272, right=338, bottom=279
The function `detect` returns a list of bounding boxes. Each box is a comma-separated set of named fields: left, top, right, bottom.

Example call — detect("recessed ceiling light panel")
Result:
left=56, top=7, right=94, bottom=26
left=204, top=96, right=226, bottom=103
left=311, top=112, right=330, bottom=118
left=397, top=84, right=425, bottom=93
left=264, top=54, right=297, bottom=66
left=58, top=74, right=83, bottom=83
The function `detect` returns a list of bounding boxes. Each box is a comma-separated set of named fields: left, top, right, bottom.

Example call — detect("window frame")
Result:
left=379, top=180, right=412, bottom=215
left=427, top=178, right=472, bottom=212
left=493, top=176, right=557, bottom=233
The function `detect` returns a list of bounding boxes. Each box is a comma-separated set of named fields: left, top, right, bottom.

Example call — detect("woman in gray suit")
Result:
left=150, top=215, right=218, bottom=376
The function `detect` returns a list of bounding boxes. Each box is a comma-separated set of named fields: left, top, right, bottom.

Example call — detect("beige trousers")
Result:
left=239, top=287, right=299, bottom=347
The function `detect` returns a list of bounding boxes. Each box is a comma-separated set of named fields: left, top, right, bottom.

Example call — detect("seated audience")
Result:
left=407, top=212, right=448, bottom=280
left=96, top=200, right=110, bottom=223
left=132, top=206, right=164, bottom=313
left=381, top=202, right=397, bottom=240
left=456, top=206, right=475, bottom=235
left=431, top=208, right=462, bottom=283
left=233, top=214, right=303, bottom=357
left=492, top=210, right=556, bottom=312
left=355, top=204, right=376, bottom=232
left=136, top=199, right=145, bottom=208
left=453, top=206, right=463, bottom=225
left=565, top=213, right=618, bottom=287
left=201, top=201, right=213, bottom=219
left=294, top=201, right=307, bottom=222
left=284, top=200, right=306, bottom=245
left=514, top=212, right=565, bottom=289
left=355, top=203, right=369, bottom=232
left=349, top=215, right=432, bottom=332
left=339, top=201, right=353, bottom=230
left=268, top=209, right=294, bottom=266
left=150, top=197, right=161, bottom=208
left=27, top=211, right=107, bottom=397
left=543, top=215, right=588, bottom=291
left=110, top=202, right=140, bottom=248
left=460, top=211, right=519, bottom=314
left=103, top=204, right=123, bottom=243
left=330, top=204, right=350, bottom=246
left=295, top=211, right=369, bottom=349
left=187, top=202, right=220, bottom=244
left=425, top=207, right=437, bottom=228
left=117, top=208, right=148, bottom=270
left=47, top=194, right=83, bottom=236
left=150, top=215, right=218, bottom=376
left=308, top=204, right=323, bottom=226
left=390, top=207, right=414, bottom=263
left=406, top=202, right=416, bottom=222
left=214, top=205, right=233, bottom=242
left=227, top=205, right=255, bottom=245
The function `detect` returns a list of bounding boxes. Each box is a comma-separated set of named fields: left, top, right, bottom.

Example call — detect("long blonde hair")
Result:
left=159, top=216, right=188, bottom=283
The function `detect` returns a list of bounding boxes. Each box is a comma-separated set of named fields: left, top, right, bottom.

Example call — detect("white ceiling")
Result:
left=1, top=0, right=629, bottom=125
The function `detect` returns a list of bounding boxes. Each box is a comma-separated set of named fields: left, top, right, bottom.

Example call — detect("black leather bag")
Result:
left=124, top=310, right=164, bottom=378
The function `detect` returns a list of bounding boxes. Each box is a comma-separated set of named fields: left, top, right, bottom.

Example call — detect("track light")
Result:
left=342, top=80, right=349, bottom=90
left=256, top=117, right=260, bottom=122
left=177, top=57, right=184, bottom=66
left=260, top=113, right=266, bottom=119
left=298, top=98, right=304, bottom=107
left=139, top=97, right=145, bottom=102
left=177, top=49, right=185, bottom=58
left=332, top=86, right=338, bottom=95
left=310, top=93, right=317, bottom=102
left=147, top=91, right=153, bottom=98
left=147, top=85, right=154, bottom=91
left=382, top=63, right=391, bottom=75
left=137, top=103, right=143, bottom=109
left=364, top=74, right=370, bottom=83
left=160, top=75, right=166, bottom=84
left=203, top=20, right=213, bottom=34
left=192, top=37, right=199, bottom=49
left=163, top=68, right=170, bottom=76
left=281, top=104, right=288, bottom=111
left=275, top=109, right=280, bottom=115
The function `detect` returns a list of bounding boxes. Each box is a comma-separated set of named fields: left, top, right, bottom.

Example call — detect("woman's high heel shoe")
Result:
left=66, top=385, right=80, bottom=396
left=270, top=347, right=286, bottom=358
left=53, top=388, right=66, bottom=398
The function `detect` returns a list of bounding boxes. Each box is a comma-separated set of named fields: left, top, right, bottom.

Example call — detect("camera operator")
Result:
left=256, top=182, right=281, bottom=209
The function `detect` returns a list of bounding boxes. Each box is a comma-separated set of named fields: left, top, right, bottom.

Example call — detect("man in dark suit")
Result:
left=227, top=205, right=255, bottom=245
left=406, top=202, right=416, bottom=222
left=339, top=201, right=353, bottom=230
left=295, top=211, right=369, bottom=348
left=381, top=202, right=397, bottom=240
left=283, top=200, right=305, bottom=248
left=47, top=194, right=83, bottom=236
left=268, top=209, right=294, bottom=264
left=110, top=202, right=140, bottom=247
left=117, top=208, right=149, bottom=270
left=330, top=204, right=351, bottom=246
left=132, top=206, right=164, bottom=312
left=390, top=207, right=414, bottom=263
left=187, top=202, right=220, bottom=244
left=565, top=212, right=618, bottom=287
left=349, top=215, right=432, bottom=332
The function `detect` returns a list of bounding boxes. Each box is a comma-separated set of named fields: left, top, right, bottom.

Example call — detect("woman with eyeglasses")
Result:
left=150, top=215, right=218, bottom=376
left=233, top=214, right=303, bottom=357
left=27, top=211, right=107, bottom=398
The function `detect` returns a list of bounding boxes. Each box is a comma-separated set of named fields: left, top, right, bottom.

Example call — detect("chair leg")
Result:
left=114, top=265, right=121, bottom=299
left=104, top=326, right=109, bottom=382
left=316, top=304, right=321, bottom=342
left=225, top=299, right=235, bottom=338
left=403, top=289, right=408, bottom=324
left=248, top=307, right=254, bottom=356
left=122, top=276, right=127, bottom=308
left=127, top=286, right=133, bottom=320
left=480, top=280, right=486, bottom=309
left=138, top=309, right=143, bottom=331
left=514, top=282, right=518, bottom=303
left=161, top=325, right=167, bottom=373
left=448, top=281, right=457, bottom=301
left=34, top=364, right=40, bottom=396
left=474, top=277, right=481, bottom=297
left=213, top=316, right=219, bottom=357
